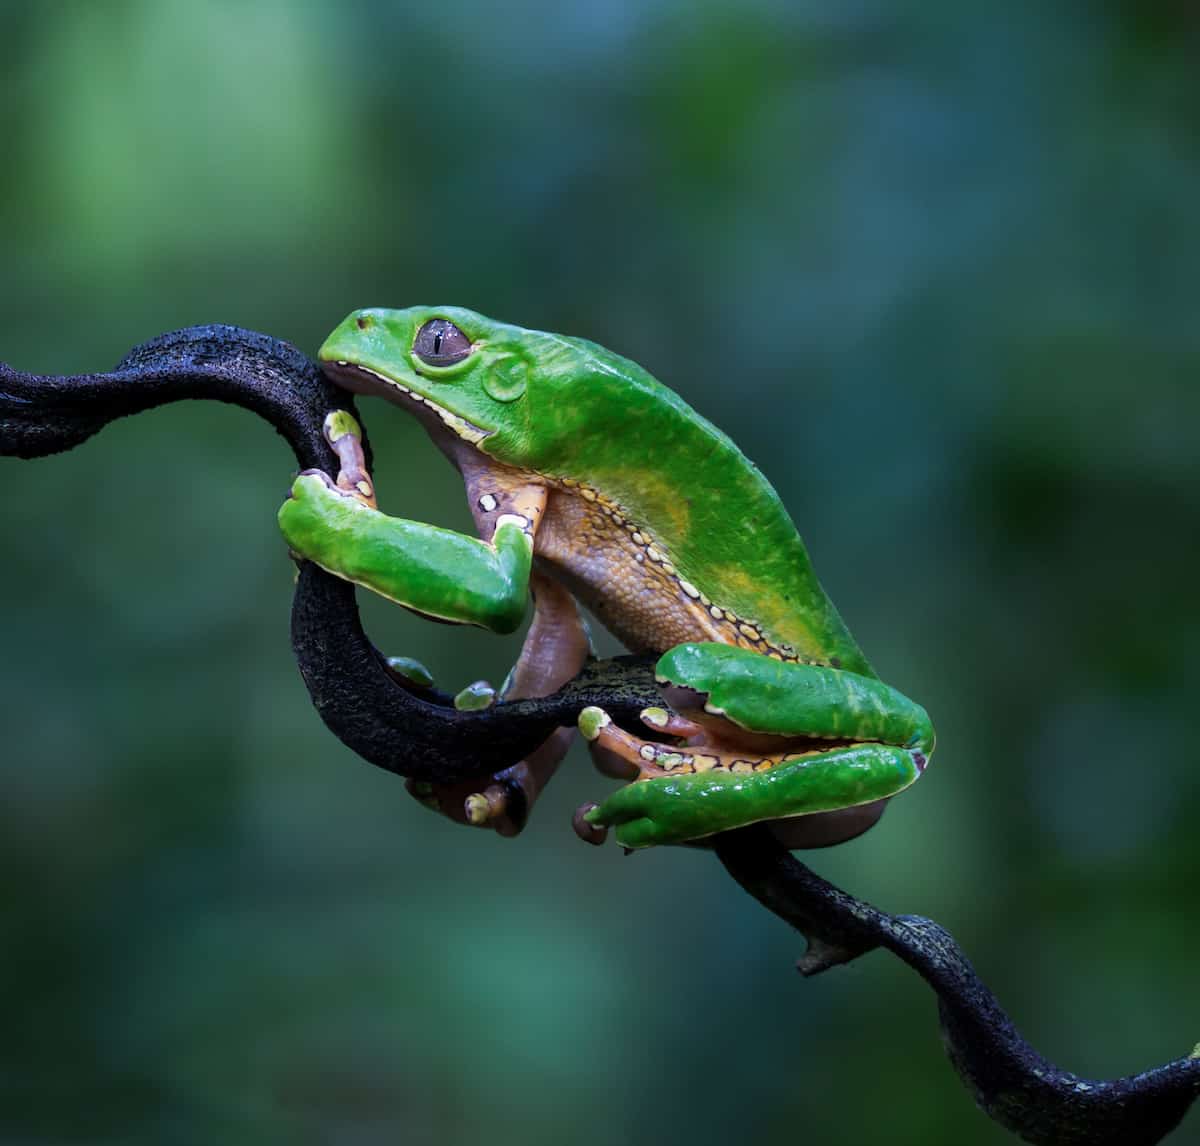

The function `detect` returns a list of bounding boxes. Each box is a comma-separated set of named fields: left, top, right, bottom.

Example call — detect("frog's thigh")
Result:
left=500, top=572, right=592, bottom=702
left=657, top=642, right=933, bottom=750
left=279, top=472, right=538, bottom=634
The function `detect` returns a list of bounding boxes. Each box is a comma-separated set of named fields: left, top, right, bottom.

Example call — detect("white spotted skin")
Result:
left=532, top=480, right=812, bottom=663
left=496, top=512, right=531, bottom=535
left=532, top=485, right=730, bottom=655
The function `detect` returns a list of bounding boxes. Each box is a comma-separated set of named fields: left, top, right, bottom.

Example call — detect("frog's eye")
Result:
left=413, top=319, right=473, bottom=368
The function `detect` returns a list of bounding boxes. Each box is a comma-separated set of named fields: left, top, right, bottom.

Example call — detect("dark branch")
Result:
left=4, top=325, right=1197, bottom=1145
left=715, top=826, right=1200, bottom=1145
left=1, top=324, right=357, bottom=470
left=2, top=326, right=661, bottom=783
left=290, top=559, right=660, bottom=782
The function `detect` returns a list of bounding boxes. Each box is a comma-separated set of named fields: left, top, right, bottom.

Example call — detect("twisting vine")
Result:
left=3, top=327, right=1196, bottom=1145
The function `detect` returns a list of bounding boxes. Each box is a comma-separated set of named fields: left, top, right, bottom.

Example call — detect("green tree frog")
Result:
left=279, top=308, right=933, bottom=849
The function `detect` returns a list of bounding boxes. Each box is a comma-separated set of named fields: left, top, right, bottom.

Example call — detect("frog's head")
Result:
left=318, top=306, right=652, bottom=472
left=319, top=307, right=549, bottom=455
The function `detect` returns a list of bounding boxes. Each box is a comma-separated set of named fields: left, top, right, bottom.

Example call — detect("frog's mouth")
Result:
left=322, top=361, right=491, bottom=447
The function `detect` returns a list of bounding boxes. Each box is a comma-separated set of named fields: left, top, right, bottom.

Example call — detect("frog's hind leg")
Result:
left=579, top=729, right=925, bottom=849
left=657, top=642, right=934, bottom=753
left=408, top=572, right=592, bottom=837
left=576, top=641, right=934, bottom=849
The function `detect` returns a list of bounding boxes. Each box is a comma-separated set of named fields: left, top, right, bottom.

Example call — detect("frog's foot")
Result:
left=407, top=726, right=576, bottom=838
left=576, top=702, right=764, bottom=847
left=577, top=703, right=762, bottom=783
left=577, top=705, right=706, bottom=782
left=406, top=574, right=591, bottom=839
left=453, top=680, right=496, bottom=711
left=383, top=655, right=436, bottom=691
left=282, top=411, right=377, bottom=516
left=323, top=410, right=377, bottom=507
left=572, top=802, right=609, bottom=846
left=577, top=705, right=924, bottom=849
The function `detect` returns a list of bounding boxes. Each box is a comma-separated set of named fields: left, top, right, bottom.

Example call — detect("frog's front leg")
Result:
left=580, top=643, right=934, bottom=849
left=278, top=413, right=541, bottom=634
left=281, top=413, right=587, bottom=836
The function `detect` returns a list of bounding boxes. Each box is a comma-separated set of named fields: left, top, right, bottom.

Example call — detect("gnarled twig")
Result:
left=715, top=826, right=1200, bottom=1146
left=3, top=325, right=1196, bottom=1145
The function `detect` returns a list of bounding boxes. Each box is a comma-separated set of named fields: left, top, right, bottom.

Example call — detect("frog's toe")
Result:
left=578, top=705, right=644, bottom=780
left=322, top=410, right=378, bottom=507
left=578, top=705, right=613, bottom=741
left=583, top=792, right=675, bottom=851
left=284, top=468, right=337, bottom=502
left=611, top=817, right=665, bottom=850
left=572, top=801, right=608, bottom=845
left=582, top=780, right=644, bottom=828
left=579, top=705, right=682, bottom=781
left=453, top=679, right=496, bottom=711
left=384, top=655, right=436, bottom=690
left=322, top=409, right=364, bottom=447
left=582, top=779, right=676, bottom=847
left=638, top=706, right=703, bottom=738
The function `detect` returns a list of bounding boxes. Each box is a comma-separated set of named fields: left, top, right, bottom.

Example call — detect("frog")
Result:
left=278, top=307, right=934, bottom=850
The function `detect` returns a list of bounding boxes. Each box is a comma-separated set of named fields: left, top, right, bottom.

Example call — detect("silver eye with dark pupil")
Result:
left=413, top=319, right=472, bottom=367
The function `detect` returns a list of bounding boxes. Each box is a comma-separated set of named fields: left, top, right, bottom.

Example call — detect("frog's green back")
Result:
left=488, top=330, right=875, bottom=678
left=318, top=306, right=874, bottom=678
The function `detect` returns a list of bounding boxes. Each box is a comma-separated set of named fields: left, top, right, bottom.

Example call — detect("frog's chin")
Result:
left=320, top=360, right=491, bottom=448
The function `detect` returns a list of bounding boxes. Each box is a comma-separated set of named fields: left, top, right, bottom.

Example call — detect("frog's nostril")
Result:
left=355, top=315, right=371, bottom=331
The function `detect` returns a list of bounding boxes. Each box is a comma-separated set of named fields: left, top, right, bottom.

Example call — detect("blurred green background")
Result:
left=2, top=2, right=1199, bottom=1144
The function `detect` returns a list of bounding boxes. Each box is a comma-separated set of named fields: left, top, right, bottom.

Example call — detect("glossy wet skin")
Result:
left=279, top=307, right=933, bottom=848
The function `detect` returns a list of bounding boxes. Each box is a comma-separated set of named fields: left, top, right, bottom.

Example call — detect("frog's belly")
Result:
left=533, top=490, right=726, bottom=656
